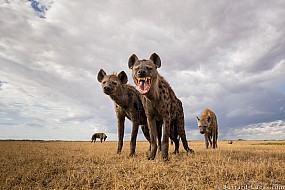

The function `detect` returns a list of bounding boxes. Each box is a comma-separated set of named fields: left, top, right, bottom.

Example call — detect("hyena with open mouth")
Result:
left=128, top=53, right=194, bottom=160
left=97, top=69, right=162, bottom=156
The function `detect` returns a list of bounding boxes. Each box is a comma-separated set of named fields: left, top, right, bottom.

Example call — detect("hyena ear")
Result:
left=118, top=71, right=128, bottom=84
left=128, top=54, right=139, bottom=69
left=196, top=117, right=200, bottom=122
left=97, top=69, right=106, bottom=82
left=149, top=53, right=161, bottom=68
left=207, top=115, right=212, bottom=124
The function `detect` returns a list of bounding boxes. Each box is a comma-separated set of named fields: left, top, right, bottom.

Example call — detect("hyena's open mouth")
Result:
left=136, top=77, right=151, bottom=94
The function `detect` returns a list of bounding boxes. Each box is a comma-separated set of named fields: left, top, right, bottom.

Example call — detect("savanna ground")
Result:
left=0, top=140, right=285, bottom=190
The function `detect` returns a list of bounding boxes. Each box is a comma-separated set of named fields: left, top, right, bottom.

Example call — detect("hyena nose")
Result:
left=200, top=131, right=205, bottom=134
left=137, top=69, right=146, bottom=76
left=104, top=86, right=111, bottom=92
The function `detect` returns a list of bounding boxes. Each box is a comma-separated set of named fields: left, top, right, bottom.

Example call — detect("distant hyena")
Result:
left=196, top=108, right=218, bottom=149
left=97, top=69, right=162, bottom=156
left=91, top=133, right=107, bottom=143
left=128, top=53, right=194, bottom=160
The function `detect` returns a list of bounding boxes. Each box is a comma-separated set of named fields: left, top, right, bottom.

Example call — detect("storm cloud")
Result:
left=0, top=0, right=284, bottom=140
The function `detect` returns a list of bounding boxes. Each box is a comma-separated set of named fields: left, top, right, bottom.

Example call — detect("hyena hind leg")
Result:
left=176, top=118, right=194, bottom=154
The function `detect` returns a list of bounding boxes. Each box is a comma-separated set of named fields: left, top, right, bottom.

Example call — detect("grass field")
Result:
left=0, top=140, right=285, bottom=189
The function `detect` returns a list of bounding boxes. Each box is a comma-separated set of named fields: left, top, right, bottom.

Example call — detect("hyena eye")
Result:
left=102, top=81, right=106, bottom=84
left=146, top=66, right=152, bottom=70
left=112, top=81, right=117, bottom=85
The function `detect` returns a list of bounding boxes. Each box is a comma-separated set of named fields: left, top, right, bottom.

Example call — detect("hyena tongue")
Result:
left=139, top=80, right=149, bottom=93
left=139, top=80, right=145, bottom=91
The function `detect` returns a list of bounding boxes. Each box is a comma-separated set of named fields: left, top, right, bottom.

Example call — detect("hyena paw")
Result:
left=148, top=156, right=155, bottom=160
left=172, top=150, right=179, bottom=154
left=187, top=148, right=195, bottom=154
left=129, top=153, right=135, bottom=157
left=162, top=152, right=169, bottom=161
left=147, top=152, right=156, bottom=160
left=162, top=155, right=169, bottom=161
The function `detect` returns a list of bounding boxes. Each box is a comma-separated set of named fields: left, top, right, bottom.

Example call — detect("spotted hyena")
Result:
left=196, top=108, right=218, bottom=149
left=91, top=133, right=107, bottom=143
left=128, top=53, right=194, bottom=160
left=97, top=69, right=162, bottom=156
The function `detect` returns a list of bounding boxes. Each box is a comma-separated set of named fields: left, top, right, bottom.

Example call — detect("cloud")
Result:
left=228, top=120, right=285, bottom=140
left=0, top=0, right=285, bottom=141
left=0, top=81, right=8, bottom=90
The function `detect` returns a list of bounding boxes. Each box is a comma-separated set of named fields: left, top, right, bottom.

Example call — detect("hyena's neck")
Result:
left=145, top=74, right=161, bottom=101
left=109, top=86, right=128, bottom=108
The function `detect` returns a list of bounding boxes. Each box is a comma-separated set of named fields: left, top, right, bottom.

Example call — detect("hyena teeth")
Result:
left=136, top=77, right=151, bottom=86
left=146, top=77, right=151, bottom=85
left=137, top=77, right=146, bottom=82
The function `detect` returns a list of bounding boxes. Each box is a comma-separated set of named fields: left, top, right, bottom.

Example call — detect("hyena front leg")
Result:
left=213, top=129, right=218, bottom=149
left=117, top=115, right=125, bottom=154
left=204, top=133, right=210, bottom=149
left=161, top=118, right=170, bottom=160
left=157, top=121, right=162, bottom=151
left=129, top=123, right=139, bottom=157
left=147, top=117, right=158, bottom=160
left=208, top=132, right=213, bottom=148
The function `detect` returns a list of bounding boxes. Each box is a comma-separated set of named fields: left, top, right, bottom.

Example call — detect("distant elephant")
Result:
left=91, top=133, right=107, bottom=143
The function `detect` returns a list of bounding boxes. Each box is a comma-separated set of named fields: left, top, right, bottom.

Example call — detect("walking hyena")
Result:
left=196, top=108, right=218, bottom=149
left=97, top=69, right=162, bottom=156
left=128, top=53, right=194, bottom=160
left=91, top=133, right=107, bottom=143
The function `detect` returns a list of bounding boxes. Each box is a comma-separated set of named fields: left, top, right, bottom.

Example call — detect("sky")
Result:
left=0, top=0, right=285, bottom=141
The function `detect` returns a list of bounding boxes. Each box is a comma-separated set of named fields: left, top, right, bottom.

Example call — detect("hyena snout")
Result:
left=103, top=85, right=111, bottom=92
left=199, top=127, right=206, bottom=134
left=103, top=84, right=115, bottom=95
left=137, top=69, right=147, bottom=77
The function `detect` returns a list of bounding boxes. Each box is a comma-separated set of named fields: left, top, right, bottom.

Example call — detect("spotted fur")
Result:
left=97, top=69, right=162, bottom=156
left=197, top=108, right=218, bottom=149
left=128, top=53, right=194, bottom=160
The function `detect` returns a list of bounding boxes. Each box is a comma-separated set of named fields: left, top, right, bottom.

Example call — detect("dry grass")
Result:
left=0, top=140, right=285, bottom=189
